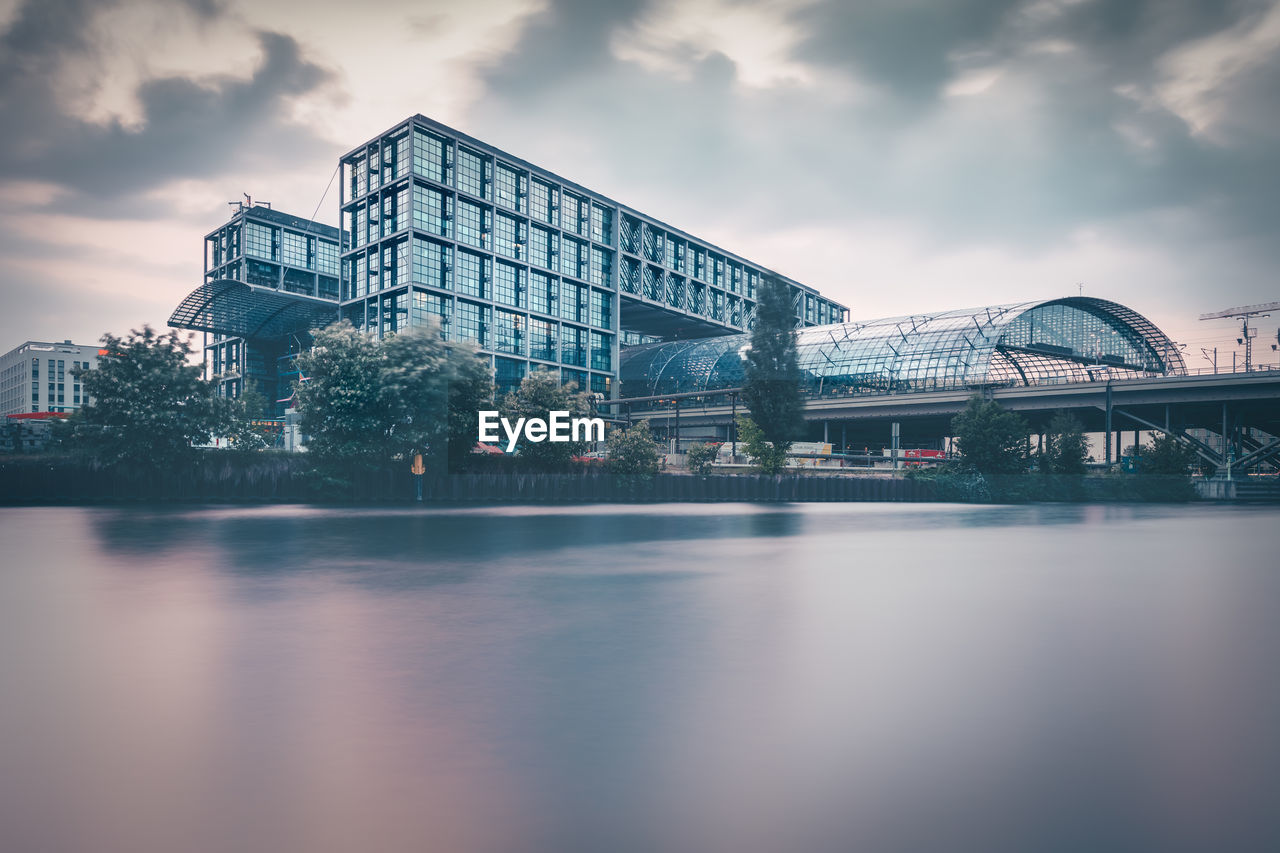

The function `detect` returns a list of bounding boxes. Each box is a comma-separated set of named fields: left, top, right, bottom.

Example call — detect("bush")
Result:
left=736, top=415, right=789, bottom=475
left=686, top=442, right=720, bottom=476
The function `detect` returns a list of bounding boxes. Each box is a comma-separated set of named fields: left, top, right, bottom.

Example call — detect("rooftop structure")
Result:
left=619, top=297, right=1186, bottom=400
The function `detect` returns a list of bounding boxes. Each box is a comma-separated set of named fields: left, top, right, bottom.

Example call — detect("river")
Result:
left=1, top=503, right=1277, bottom=852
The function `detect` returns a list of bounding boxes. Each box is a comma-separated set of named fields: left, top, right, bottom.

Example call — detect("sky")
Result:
left=1, top=0, right=1278, bottom=368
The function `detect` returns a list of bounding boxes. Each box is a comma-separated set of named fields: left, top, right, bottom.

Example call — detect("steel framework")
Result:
left=620, top=297, right=1186, bottom=399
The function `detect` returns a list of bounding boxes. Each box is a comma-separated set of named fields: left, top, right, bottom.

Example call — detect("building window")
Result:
left=590, top=331, right=612, bottom=371
left=529, top=179, right=557, bottom=225
left=456, top=146, right=489, bottom=199
left=316, top=239, right=339, bottom=276
left=454, top=249, right=489, bottom=299
left=413, top=237, right=452, bottom=290
left=412, top=128, right=450, bottom=184
left=559, top=279, right=584, bottom=323
left=494, top=309, right=525, bottom=356
left=530, top=225, right=557, bottom=270
left=590, top=289, right=612, bottom=330
left=413, top=183, right=452, bottom=238
left=529, top=271, right=555, bottom=316
left=529, top=317, right=557, bottom=361
left=454, top=299, right=490, bottom=347
left=561, top=324, right=586, bottom=367
left=494, top=163, right=525, bottom=212
left=282, top=230, right=308, bottom=268
left=493, top=260, right=525, bottom=308
left=245, top=222, right=276, bottom=260
left=493, top=212, right=524, bottom=260
left=561, top=237, right=586, bottom=280
left=562, top=193, right=585, bottom=236
left=590, top=204, right=612, bottom=246
left=589, top=246, right=612, bottom=287
left=455, top=198, right=488, bottom=248
left=411, top=289, right=451, bottom=336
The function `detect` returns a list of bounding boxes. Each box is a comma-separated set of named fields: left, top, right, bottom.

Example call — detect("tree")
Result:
left=1042, top=411, right=1089, bottom=474
left=736, top=414, right=790, bottom=475
left=445, top=342, right=495, bottom=471
left=294, top=322, right=391, bottom=463
left=1139, top=433, right=1197, bottom=475
left=500, top=369, right=594, bottom=470
left=293, top=321, right=492, bottom=469
left=226, top=388, right=272, bottom=451
left=741, top=275, right=804, bottom=458
left=70, top=326, right=231, bottom=466
left=609, top=420, right=661, bottom=479
left=951, top=395, right=1028, bottom=475
left=380, top=328, right=452, bottom=466
left=685, top=442, right=719, bottom=476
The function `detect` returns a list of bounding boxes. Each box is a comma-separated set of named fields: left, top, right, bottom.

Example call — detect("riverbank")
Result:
left=0, top=453, right=1232, bottom=505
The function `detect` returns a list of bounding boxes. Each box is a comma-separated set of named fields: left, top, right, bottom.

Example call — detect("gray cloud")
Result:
left=0, top=0, right=336, bottom=212
left=468, top=0, right=1280, bottom=254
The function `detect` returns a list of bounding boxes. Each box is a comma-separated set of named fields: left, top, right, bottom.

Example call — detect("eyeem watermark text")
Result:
left=478, top=411, right=605, bottom=452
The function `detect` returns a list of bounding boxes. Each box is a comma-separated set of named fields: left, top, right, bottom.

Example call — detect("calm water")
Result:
left=1, top=503, right=1278, bottom=853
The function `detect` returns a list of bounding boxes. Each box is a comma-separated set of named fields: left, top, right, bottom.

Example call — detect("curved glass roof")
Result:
left=169, top=280, right=338, bottom=339
left=619, top=297, right=1185, bottom=398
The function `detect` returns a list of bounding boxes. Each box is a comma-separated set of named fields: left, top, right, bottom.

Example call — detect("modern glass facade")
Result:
left=338, top=115, right=847, bottom=397
left=172, top=116, right=849, bottom=407
left=200, top=205, right=342, bottom=410
left=619, top=297, right=1186, bottom=400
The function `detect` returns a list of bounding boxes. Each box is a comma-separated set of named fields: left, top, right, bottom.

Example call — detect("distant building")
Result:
left=0, top=340, right=99, bottom=417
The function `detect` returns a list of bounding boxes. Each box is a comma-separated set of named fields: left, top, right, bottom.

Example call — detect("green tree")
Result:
left=381, top=328, right=452, bottom=467
left=1139, top=432, right=1197, bottom=475
left=293, top=321, right=492, bottom=469
left=445, top=342, right=495, bottom=471
left=226, top=388, right=272, bottom=451
left=609, top=420, right=661, bottom=479
left=500, top=369, right=594, bottom=469
left=951, top=395, right=1028, bottom=475
left=294, top=322, right=391, bottom=463
left=685, top=441, right=719, bottom=476
left=1042, top=411, right=1090, bottom=474
left=70, top=326, right=231, bottom=466
left=741, top=275, right=803, bottom=458
left=736, top=414, right=790, bottom=475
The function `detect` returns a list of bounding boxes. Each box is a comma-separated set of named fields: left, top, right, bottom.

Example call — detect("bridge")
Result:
left=605, top=367, right=1280, bottom=475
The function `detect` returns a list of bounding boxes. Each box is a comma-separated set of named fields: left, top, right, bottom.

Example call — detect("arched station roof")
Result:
left=169, top=280, right=339, bottom=339
left=619, top=297, right=1185, bottom=398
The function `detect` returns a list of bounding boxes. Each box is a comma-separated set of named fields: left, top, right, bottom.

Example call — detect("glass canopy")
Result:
left=619, top=297, right=1185, bottom=399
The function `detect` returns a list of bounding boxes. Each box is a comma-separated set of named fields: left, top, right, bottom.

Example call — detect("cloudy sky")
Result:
left=2, top=0, right=1279, bottom=366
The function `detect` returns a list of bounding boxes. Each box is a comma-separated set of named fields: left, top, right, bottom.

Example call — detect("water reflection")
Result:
left=1, top=503, right=1278, bottom=852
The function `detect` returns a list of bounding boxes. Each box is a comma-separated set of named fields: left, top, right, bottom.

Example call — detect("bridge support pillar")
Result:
left=1105, top=381, right=1113, bottom=466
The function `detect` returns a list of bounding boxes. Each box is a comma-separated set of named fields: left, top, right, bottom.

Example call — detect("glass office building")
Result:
left=337, top=115, right=847, bottom=397
left=172, top=116, right=849, bottom=403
